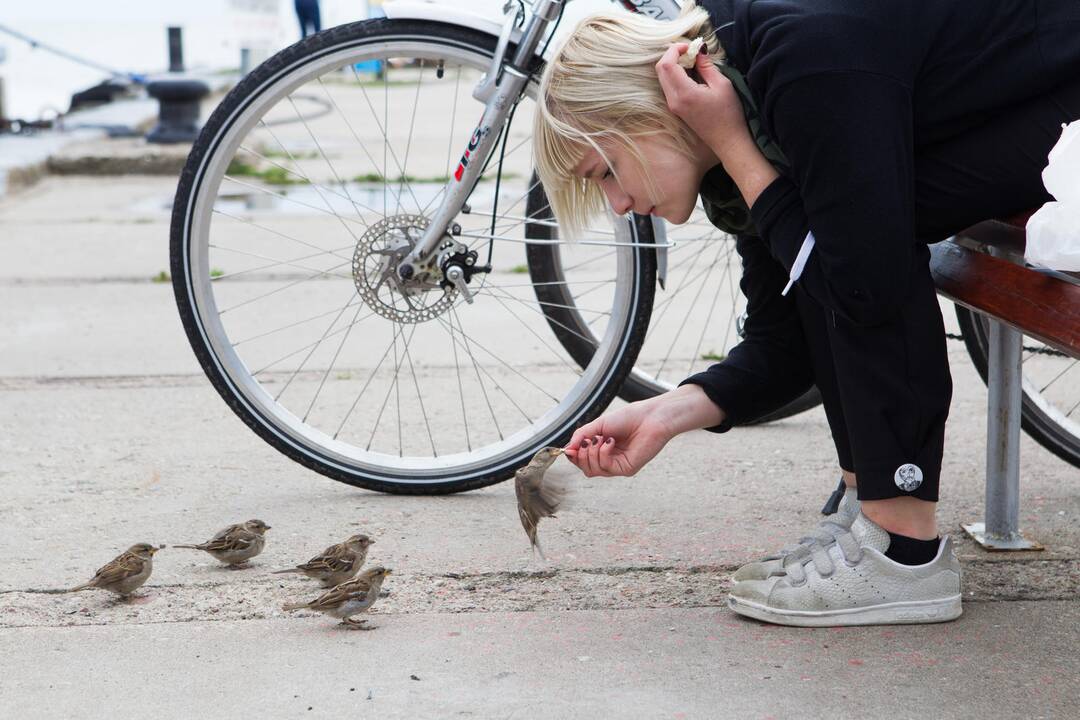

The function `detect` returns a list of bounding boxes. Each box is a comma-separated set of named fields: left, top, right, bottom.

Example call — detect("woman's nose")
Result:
left=603, top=185, right=633, bottom=216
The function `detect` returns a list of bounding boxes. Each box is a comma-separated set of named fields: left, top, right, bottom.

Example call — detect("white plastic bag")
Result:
left=1026, top=120, right=1080, bottom=270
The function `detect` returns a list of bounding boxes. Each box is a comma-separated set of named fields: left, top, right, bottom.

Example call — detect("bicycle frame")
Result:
left=389, top=0, right=685, bottom=283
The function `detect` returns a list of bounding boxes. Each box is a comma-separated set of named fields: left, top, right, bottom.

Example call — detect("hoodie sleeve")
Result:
left=678, top=233, right=815, bottom=432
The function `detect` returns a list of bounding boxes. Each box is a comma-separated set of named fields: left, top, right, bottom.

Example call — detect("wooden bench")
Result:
left=929, top=215, right=1080, bottom=550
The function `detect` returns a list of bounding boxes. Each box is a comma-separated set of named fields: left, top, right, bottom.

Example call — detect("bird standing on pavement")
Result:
left=270, top=533, right=374, bottom=586
left=282, top=566, right=392, bottom=628
left=173, top=519, right=270, bottom=566
left=514, top=446, right=568, bottom=558
left=68, top=543, right=160, bottom=597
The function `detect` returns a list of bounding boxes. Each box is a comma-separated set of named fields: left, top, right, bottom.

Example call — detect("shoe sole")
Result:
left=727, top=593, right=962, bottom=627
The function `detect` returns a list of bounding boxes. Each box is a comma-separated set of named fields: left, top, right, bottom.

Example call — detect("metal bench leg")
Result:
left=962, top=311, right=1043, bottom=551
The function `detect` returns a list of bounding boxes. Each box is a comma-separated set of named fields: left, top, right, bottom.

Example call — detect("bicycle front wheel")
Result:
left=170, top=19, right=655, bottom=494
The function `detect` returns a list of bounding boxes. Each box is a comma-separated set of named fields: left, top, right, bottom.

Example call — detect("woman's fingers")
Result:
left=694, top=51, right=727, bottom=89
left=566, top=419, right=602, bottom=452
left=585, top=434, right=604, bottom=476
left=597, top=436, right=617, bottom=475
left=655, top=43, right=690, bottom=84
left=655, top=44, right=700, bottom=115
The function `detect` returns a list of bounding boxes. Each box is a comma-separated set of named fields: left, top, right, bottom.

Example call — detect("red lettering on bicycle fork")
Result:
left=454, top=125, right=486, bottom=182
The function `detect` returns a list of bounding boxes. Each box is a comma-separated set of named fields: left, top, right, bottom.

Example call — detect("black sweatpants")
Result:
left=683, top=76, right=1080, bottom=501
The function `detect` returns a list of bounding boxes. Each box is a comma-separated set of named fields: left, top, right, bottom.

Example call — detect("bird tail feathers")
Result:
left=282, top=601, right=309, bottom=611
left=171, top=544, right=202, bottom=550
left=271, top=568, right=302, bottom=575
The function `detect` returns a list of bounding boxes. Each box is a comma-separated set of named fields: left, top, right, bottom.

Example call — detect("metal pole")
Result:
left=168, top=27, right=184, bottom=73
left=962, top=247, right=1042, bottom=550
left=984, top=315, right=1023, bottom=538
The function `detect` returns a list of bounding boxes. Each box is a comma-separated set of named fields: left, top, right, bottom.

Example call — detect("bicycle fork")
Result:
left=395, top=0, right=566, bottom=288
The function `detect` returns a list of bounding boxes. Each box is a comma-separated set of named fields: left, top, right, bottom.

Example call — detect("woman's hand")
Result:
left=655, top=43, right=750, bottom=159
left=562, top=399, right=675, bottom=478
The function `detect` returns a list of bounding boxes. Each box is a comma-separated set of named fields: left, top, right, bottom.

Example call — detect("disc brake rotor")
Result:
left=352, top=214, right=459, bottom=324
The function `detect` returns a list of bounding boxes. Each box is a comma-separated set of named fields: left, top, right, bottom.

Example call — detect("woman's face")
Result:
left=572, top=134, right=719, bottom=225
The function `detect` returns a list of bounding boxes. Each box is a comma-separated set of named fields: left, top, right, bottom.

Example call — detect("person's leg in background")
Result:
left=295, top=0, right=322, bottom=39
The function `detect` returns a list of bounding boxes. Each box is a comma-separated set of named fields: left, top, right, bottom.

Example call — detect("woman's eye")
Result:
left=601, top=168, right=612, bottom=180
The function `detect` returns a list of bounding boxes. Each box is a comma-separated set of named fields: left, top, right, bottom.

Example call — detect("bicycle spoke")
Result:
left=476, top=284, right=602, bottom=347
left=352, top=67, right=424, bottom=216
left=393, top=64, right=425, bottom=217
left=401, top=321, right=439, bottom=456
left=1038, top=357, right=1079, bottom=394
left=655, top=240, right=728, bottom=379
left=217, top=258, right=354, bottom=315
left=451, top=305, right=504, bottom=441
left=273, top=289, right=359, bottom=401
left=480, top=285, right=582, bottom=371
left=333, top=321, right=404, bottom=441
left=303, top=303, right=366, bottom=421
left=237, top=142, right=383, bottom=219
left=434, top=314, right=533, bottom=425
left=446, top=304, right=472, bottom=451
left=435, top=314, right=562, bottom=403
left=222, top=175, right=367, bottom=229
left=365, top=322, right=419, bottom=451
left=456, top=230, right=670, bottom=249
left=253, top=306, right=376, bottom=377
left=212, top=209, right=355, bottom=268
left=687, top=253, right=729, bottom=376
left=208, top=243, right=354, bottom=281
left=233, top=297, right=366, bottom=346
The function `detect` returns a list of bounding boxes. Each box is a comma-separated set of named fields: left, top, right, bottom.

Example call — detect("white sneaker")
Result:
left=732, top=485, right=860, bottom=582
left=728, top=512, right=962, bottom=627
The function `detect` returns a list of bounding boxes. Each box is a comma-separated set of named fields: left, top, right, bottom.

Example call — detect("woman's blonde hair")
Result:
left=533, top=2, right=721, bottom=236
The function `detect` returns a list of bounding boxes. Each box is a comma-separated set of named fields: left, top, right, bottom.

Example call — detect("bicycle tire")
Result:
left=170, top=18, right=656, bottom=494
left=955, top=304, right=1080, bottom=469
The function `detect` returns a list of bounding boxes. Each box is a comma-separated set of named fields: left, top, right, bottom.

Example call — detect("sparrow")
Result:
left=271, top=534, right=374, bottom=586
left=69, top=543, right=160, bottom=597
left=514, top=446, right=567, bottom=558
left=282, top=566, right=392, bottom=628
left=173, top=519, right=270, bottom=565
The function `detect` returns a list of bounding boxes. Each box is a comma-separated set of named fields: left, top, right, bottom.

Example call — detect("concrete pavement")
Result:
left=1, top=167, right=1078, bottom=718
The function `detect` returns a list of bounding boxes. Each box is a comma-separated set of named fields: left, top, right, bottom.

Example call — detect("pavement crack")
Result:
left=3, top=558, right=1077, bottom=629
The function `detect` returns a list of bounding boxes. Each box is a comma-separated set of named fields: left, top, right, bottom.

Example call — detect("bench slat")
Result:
left=930, top=239, right=1080, bottom=359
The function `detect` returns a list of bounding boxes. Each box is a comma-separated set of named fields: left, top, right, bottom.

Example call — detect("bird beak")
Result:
left=384, top=569, right=392, bottom=575
left=551, top=448, right=564, bottom=456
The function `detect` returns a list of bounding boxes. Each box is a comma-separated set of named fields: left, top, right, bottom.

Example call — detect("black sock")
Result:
left=884, top=532, right=940, bottom=565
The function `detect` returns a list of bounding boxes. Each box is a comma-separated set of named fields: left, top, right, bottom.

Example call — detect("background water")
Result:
left=0, top=0, right=613, bottom=122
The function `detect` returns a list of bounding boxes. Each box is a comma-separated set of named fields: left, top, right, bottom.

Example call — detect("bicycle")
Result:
left=170, top=0, right=1080, bottom=495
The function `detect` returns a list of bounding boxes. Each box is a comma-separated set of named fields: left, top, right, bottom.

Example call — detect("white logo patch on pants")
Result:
left=894, top=463, right=924, bottom=492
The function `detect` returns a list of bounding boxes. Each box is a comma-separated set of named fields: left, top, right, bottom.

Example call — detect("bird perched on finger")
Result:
left=282, top=566, right=391, bottom=628
left=271, top=534, right=374, bottom=586
left=68, top=543, right=160, bottom=598
left=173, top=519, right=270, bottom=566
left=514, top=446, right=568, bottom=558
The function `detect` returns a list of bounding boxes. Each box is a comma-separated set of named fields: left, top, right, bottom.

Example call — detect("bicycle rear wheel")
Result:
left=524, top=195, right=822, bottom=423
left=170, top=19, right=654, bottom=493
left=956, top=304, right=1080, bottom=468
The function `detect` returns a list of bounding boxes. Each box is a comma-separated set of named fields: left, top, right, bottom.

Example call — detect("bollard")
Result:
left=145, top=26, right=210, bottom=144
